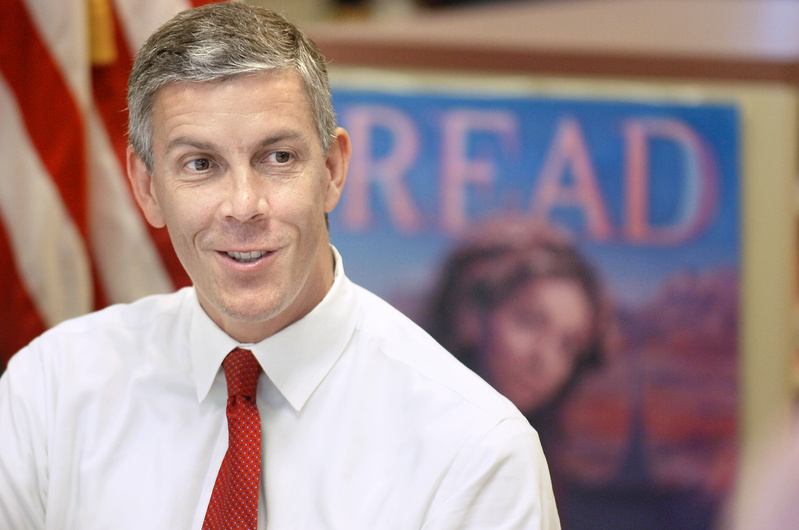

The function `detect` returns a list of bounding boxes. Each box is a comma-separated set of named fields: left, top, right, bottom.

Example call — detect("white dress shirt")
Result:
left=0, top=249, right=560, bottom=529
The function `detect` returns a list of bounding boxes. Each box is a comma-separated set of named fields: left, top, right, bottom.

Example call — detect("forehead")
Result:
left=516, top=278, right=593, bottom=323
left=151, top=71, right=314, bottom=132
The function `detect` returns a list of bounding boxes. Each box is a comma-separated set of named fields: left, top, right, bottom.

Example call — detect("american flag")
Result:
left=0, top=0, right=223, bottom=368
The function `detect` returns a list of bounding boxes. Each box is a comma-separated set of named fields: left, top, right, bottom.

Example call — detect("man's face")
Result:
left=128, top=72, right=349, bottom=343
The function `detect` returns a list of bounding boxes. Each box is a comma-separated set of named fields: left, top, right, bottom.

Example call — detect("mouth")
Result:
left=225, top=250, right=269, bottom=263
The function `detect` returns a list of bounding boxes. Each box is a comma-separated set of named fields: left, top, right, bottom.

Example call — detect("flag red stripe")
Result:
left=0, top=0, right=88, bottom=236
left=91, top=10, right=131, bottom=172
left=0, top=222, right=47, bottom=366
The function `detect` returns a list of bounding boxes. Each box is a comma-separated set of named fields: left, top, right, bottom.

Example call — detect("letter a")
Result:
left=530, top=118, right=613, bottom=240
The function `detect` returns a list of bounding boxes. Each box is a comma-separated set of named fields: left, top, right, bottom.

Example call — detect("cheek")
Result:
left=156, top=190, right=217, bottom=247
left=272, top=176, right=323, bottom=217
left=485, top=313, right=535, bottom=363
left=161, top=200, right=198, bottom=233
left=485, top=313, right=576, bottom=381
left=292, top=184, right=333, bottom=235
left=547, top=354, right=577, bottom=385
left=276, top=196, right=319, bottom=240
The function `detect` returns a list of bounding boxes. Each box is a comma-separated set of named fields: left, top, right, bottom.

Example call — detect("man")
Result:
left=0, top=3, right=560, bottom=528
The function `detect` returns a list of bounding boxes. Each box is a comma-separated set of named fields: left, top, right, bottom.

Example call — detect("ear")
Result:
left=126, top=146, right=166, bottom=228
left=323, top=127, right=351, bottom=213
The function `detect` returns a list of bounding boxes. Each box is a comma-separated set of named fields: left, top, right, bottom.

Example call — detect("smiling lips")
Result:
left=226, top=250, right=269, bottom=263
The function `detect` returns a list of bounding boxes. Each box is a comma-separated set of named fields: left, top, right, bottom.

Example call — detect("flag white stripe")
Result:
left=87, top=107, right=174, bottom=303
left=23, top=0, right=91, bottom=112
left=0, top=74, right=94, bottom=326
left=113, top=0, right=194, bottom=53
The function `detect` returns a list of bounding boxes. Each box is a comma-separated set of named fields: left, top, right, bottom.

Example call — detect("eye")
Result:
left=185, top=158, right=212, bottom=172
left=270, top=151, right=292, bottom=164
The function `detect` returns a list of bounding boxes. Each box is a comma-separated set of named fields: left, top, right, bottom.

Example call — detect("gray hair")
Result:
left=127, top=2, right=337, bottom=171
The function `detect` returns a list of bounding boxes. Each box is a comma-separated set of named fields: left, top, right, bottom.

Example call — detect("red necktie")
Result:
left=203, top=348, right=262, bottom=530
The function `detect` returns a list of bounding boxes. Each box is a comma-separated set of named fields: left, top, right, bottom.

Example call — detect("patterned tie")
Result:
left=203, top=348, right=262, bottom=530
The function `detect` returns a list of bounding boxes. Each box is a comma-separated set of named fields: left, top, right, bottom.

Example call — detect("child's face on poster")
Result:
left=482, top=277, right=593, bottom=415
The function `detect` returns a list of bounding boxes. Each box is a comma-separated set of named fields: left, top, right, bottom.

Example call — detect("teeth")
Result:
left=227, top=250, right=267, bottom=263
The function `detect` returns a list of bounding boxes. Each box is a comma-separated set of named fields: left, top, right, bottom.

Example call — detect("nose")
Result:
left=525, top=332, right=561, bottom=371
left=220, top=165, right=269, bottom=222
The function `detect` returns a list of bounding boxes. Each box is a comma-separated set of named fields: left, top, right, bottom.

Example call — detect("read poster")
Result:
left=329, top=83, right=739, bottom=529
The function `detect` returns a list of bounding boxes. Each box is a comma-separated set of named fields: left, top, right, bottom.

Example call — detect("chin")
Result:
left=212, top=289, right=285, bottom=322
left=509, top=387, right=550, bottom=414
left=222, top=302, right=283, bottom=324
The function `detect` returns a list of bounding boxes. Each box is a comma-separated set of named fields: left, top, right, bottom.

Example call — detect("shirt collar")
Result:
left=190, top=246, right=358, bottom=411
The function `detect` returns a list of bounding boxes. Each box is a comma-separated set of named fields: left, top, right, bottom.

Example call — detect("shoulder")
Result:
left=7, top=288, right=194, bottom=378
left=44, top=288, right=191, bottom=338
left=345, top=282, right=560, bottom=528
left=349, top=281, right=525, bottom=425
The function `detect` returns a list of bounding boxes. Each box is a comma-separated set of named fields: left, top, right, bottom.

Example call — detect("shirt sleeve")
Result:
left=0, top=345, right=49, bottom=530
left=421, top=417, right=561, bottom=530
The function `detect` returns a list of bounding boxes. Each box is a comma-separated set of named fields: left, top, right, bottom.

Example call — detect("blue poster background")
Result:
left=330, top=85, right=740, bottom=529
left=330, top=89, right=738, bottom=307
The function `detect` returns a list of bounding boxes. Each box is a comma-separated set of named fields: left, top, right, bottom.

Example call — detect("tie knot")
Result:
left=223, top=348, right=261, bottom=399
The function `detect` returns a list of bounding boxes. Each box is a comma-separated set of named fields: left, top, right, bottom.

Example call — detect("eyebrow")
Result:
left=165, top=137, right=217, bottom=156
left=255, top=130, right=311, bottom=150
left=165, top=130, right=312, bottom=157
